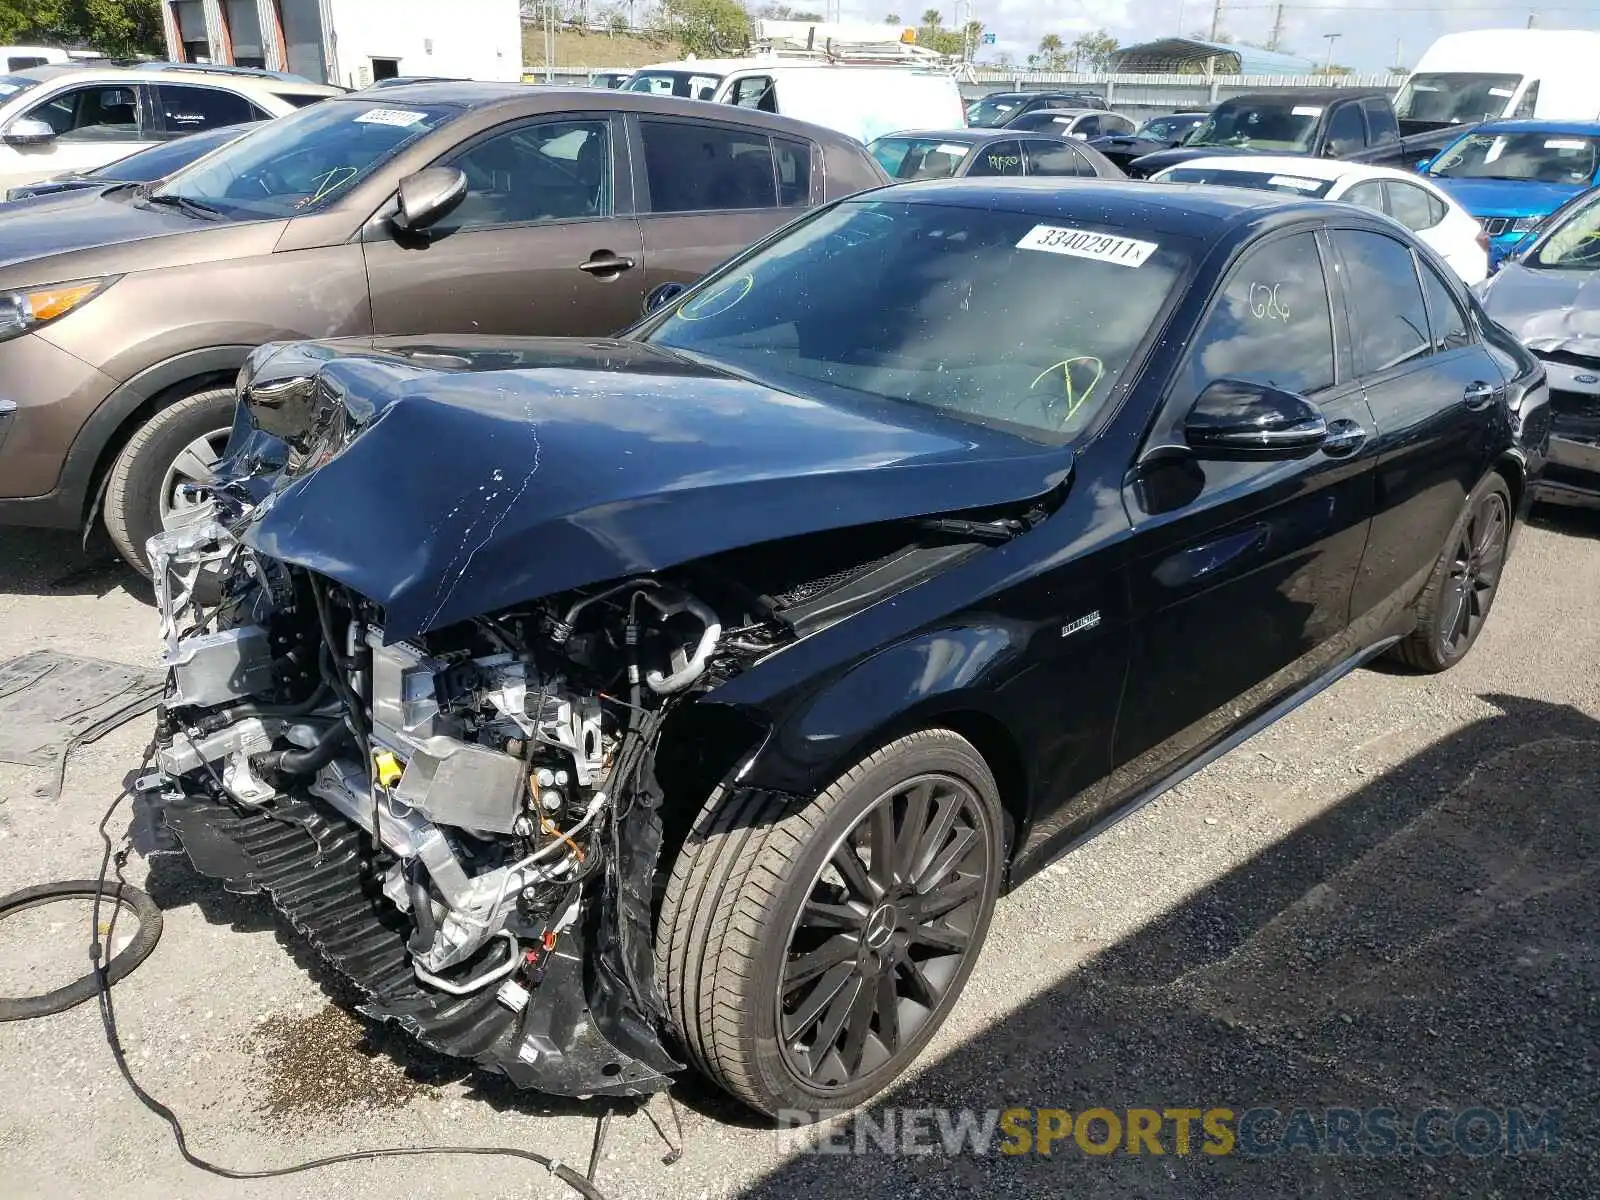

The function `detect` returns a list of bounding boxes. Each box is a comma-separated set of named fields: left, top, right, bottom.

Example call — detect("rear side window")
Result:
left=440, top=118, right=611, bottom=230
left=968, top=139, right=1023, bottom=176
left=1385, top=181, right=1442, bottom=231
left=640, top=119, right=777, bottom=212
left=1192, top=232, right=1336, bottom=397
left=1023, top=139, right=1093, bottom=177
left=773, top=135, right=810, bottom=206
left=1342, top=180, right=1386, bottom=213
left=1331, top=229, right=1431, bottom=373
left=157, top=84, right=263, bottom=133
left=1419, top=262, right=1471, bottom=351
left=728, top=76, right=775, bottom=112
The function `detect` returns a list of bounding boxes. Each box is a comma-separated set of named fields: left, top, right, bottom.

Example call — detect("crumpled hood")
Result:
left=1429, top=177, right=1584, bottom=219
left=226, top=337, right=1072, bottom=640
left=0, top=185, right=199, bottom=271
left=1478, top=261, right=1600, bottom=355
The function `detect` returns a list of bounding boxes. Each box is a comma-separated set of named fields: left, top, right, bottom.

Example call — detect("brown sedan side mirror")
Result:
left=390, top=167, right=467, bottom=234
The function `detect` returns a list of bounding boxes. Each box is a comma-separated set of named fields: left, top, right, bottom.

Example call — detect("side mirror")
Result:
left=1415, top=157, right=1433, bottom=173
left=390, top=166, right=466, bottom=234
left=3, top=117, right=56, bottom=147
left=644, top=280, right=689, bottom=314
left=1185, top=378, right=1328, bottom=459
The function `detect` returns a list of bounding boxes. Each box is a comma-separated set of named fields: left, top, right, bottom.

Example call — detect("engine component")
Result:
left=390, top=737, right=527, bottom=835
left=168, top=625, right=274, bottom=707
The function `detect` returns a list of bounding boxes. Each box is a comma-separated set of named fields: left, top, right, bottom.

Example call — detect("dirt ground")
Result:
left=0, top=507, right=1596, bottom=1199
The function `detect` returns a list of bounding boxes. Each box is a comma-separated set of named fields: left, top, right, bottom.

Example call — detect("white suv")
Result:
left=0, top=64, right=341, bottom=191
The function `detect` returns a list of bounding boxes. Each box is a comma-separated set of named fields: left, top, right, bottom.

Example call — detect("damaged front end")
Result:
left=134, top=513, right=743, bottom=1096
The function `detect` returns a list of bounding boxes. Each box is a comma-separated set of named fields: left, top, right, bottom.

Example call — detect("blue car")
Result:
left=1422, top=119, right=1600, bottom=269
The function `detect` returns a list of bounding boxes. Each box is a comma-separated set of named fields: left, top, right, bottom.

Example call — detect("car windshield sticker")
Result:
left=936, top=143, right=969, bottom=155
left=1016, top=224, right=1158, bottom=268
left=1489, top=87, right=1514, bottom=97
left=1269, top=174, right=1322, bottom=190
left=1292, top=105, right=1323, bottom=117
left=354, top=107, right=428, bottom=128
left=1546, top=138, right=1589, bottom=151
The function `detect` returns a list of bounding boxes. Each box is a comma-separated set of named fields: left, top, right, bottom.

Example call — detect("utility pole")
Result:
left=1268, top=3, right=1284, bottom=51
left=1322, top=31, right=1340, bottom=74
left=1526, top=11, right=1537, bottom=27
left=1209, top=0, right=1223, bottom=41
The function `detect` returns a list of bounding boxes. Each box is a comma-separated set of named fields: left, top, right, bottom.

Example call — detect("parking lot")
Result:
left=0, top=502, right=1594, bottom=1199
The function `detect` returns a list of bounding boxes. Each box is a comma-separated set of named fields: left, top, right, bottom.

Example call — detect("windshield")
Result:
left=1139, top=114, right=1201, bottom=142
left=153, top=100, right=456, bottom=218
left=1530, top=189, right=1600, bottom=269
left=1156, top=166, right=1335, bottom=197
left=1190, top=101, right=1319, bottom=152
left=1395, top=72, right=1520, bottom=124
left=91, top=124, right=256, bottom=182
left=622, top=70, right=723, bottom=100
left=0, top=73, right=38, bottom=102
left=965, top=95, right=1024, bottom=128
left=869, top=136, right=973, bottom=180
left=1428, top=131, right=1599, bottom=184
left=642, top=199, right=1190, bottom=440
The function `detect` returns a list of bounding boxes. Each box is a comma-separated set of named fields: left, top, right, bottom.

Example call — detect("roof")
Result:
left=1112, top=37, right=1317, bottom=75
left=885, top=177, right=1333, bottom=234
left=328, top=83, right=869, bottom=144
left=16, top=63, right=340, bottom=94
left=1158, top=154, right=1441, bottom=186
left=1222, top=86, right=1389, bottom=105
left=1467, top=119, right=1600, bottom=136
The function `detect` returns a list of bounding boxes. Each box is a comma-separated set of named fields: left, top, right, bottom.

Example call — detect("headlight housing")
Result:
left=1509, top=216, right=1544, bottom=234
left=0, top=277, right=116, bottom=343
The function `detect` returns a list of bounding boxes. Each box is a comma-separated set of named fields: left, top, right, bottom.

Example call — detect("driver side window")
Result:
left=1187, top=232, right=1337, bottom=400
left=1323, top=104, right=1366, bottom=157
left=29, top=84, right=142, bottom=141
left=436, top=118, right=612, bottom=232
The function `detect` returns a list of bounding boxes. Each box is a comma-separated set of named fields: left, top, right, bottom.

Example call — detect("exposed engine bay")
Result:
left=134, top=511, right=766, bottom=1096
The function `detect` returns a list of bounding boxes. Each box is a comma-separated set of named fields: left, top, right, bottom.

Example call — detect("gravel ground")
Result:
left=0, top=508, right=1596, bottom=1200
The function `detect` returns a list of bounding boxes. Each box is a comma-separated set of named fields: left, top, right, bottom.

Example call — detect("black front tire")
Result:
left=1393, top=472, right=1511, bottom=673
left=656, top=729, right=1002, bottom=1118
left=102, top=387, right=235, bottom=576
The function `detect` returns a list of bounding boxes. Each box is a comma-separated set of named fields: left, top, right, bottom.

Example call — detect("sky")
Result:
left=838, top=0, right=1600, bottom=73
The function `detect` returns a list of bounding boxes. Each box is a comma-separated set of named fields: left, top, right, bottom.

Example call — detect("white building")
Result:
left=161, top=0, right=522, bottom=88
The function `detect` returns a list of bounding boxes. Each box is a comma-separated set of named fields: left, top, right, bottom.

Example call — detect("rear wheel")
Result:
left=1393, top=473, right=1511, bottom=673
left=657, top=728, right=1002, bottom=1117
left=102, top=386, right=235, bottom=576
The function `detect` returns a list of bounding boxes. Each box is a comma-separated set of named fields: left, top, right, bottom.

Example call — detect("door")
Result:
left=363, top=114, right=646, bottom=338
left=631, top=116, right=810, bottom=291
left=0, top=81, right=152, bottom=189
left=1021, top=138, right=1096, bottom=177
left=1332, top=228, right=1501, bottom=619
left=153, top=83, right=266, bottom=137
left=1115, top=229, right=1377, bottom=784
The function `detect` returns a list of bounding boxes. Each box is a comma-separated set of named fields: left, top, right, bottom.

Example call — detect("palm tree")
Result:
left=921, top=8, right=943, bottom=28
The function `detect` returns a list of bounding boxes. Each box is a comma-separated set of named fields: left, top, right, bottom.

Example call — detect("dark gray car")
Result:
left=1477, top=185, right=1600, bottom=507
left=0, top=83, right=886, bottom=573
left=868, top=128, right=1124, bottom=182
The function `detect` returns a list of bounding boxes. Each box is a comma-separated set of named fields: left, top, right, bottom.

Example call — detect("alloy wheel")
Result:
left=1440, top=489, right=1508, bottom=655
left=776, top=772, right=995, bottom=1091
left=157, top=428, right=230, bottom=530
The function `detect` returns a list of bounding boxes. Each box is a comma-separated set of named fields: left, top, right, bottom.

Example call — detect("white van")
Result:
left=1395, top=30, right=1600, bottom=131
left=0, top=46, right=68, bottom=73
left=623, top=59, right=965, bottom=144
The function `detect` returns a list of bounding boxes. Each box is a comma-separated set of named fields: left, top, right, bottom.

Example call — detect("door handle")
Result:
left=578, top=252, right=635, bottom=275
left=1462, top=380, right=1499, bottom=410
left=1320, top=418, right=1368, bottom=458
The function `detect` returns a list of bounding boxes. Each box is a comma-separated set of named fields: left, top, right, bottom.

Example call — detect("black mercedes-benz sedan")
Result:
left=132, top=180, right=1547, bottom=1121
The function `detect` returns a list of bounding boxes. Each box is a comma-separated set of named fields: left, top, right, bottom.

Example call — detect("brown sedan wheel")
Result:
left=1393, top=472, right=1512, bottom=673
left=103, top=386, right=237, bottom=576
left=658, top=729, right=1002, bottom=1117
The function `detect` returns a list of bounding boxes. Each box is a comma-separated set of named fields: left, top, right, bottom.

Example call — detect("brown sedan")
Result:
left=0, top=82, right=886, bottom=571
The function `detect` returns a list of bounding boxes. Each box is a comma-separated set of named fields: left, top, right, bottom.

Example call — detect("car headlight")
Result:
left=0, top=277, right=116, bottom=343
left=1509, top=217, right=1543, bottom=234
